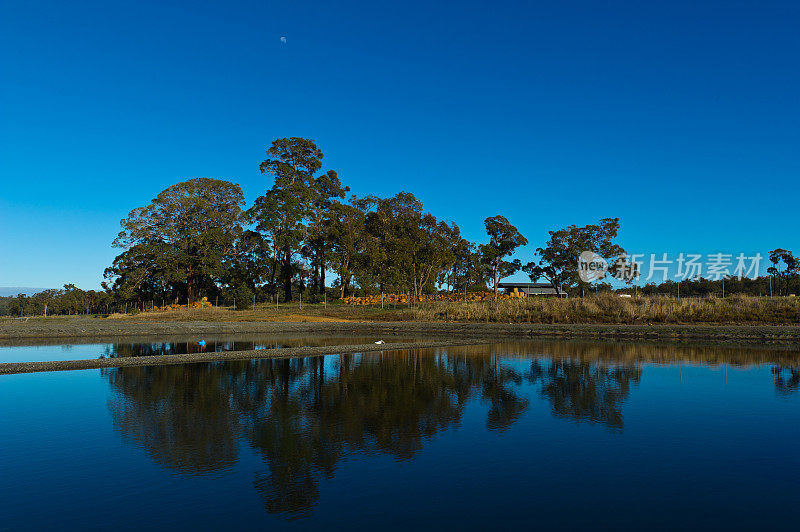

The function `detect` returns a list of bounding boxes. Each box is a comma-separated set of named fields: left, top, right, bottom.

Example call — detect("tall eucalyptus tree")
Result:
left=249, top=138, right=346, bottom=301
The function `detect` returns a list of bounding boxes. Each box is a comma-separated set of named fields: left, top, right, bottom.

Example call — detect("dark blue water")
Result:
left=1, top=340, right=799, bottom=530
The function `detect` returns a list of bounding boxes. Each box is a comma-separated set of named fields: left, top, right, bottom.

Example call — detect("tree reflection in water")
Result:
left=105, top=349, right=536, bottom=516
left=528, top=359, right=641, bottom=430
left=772, top=366, right=800, bottom=397
left=103, top=344, right=797, bottom=517
left=105, top=364, right=241, bottom=474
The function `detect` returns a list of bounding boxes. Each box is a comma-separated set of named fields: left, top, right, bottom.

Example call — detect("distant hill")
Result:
left=0, top=287, right=52, bottom=297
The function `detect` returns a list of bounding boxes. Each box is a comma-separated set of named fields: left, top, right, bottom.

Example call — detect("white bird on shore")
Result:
left=374, top=340, right=384, bottom=344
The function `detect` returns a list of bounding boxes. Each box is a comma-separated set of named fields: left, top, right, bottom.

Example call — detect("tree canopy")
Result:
left=249, top=138, right=347, bottom=301
left=767, top=248, right=798, bottom=296
left=525, top=217, right=625, bottom=296
left=106, top=177, right=245, bottom=303
left=479, top=215, right=527, bottom=297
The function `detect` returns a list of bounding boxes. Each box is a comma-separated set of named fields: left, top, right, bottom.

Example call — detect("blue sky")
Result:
left=1, top=0, right=798, bottom=289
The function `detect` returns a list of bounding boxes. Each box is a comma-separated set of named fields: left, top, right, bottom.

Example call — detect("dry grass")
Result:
left=111, top=301, right=416, bottom=322
left=79, top=294, right=800, bottom=325
left=411, top=294, right=800, bottom=325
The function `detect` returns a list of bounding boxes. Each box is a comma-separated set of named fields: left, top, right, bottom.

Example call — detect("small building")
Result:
left=497, top=282, right=565, bottom=297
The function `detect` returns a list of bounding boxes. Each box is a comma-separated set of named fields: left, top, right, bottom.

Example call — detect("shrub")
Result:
left=229, top=285, right=254, bottom=310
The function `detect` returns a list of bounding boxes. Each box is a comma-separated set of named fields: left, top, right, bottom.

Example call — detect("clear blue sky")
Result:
left=1, top=0, right=798, bottom=289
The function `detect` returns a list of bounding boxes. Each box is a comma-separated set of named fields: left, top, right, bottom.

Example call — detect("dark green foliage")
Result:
left=479, top=215, right=527, bottom=297
left=90, top=138, right=536, bottom=305
left=358, top=192, right=462, bottom=299
left=249, top=138, right=347, bottom=302
left=525, top=217, right=625, bottom=296
left=767, top=249, right=799, bottom=296
left=106, top=177, right=246, bottom=304
left=229, top=285, right=255, bottom=310
left=0, top=285, right=114, bottom=316
left=327, top=200, right=371, bottom=298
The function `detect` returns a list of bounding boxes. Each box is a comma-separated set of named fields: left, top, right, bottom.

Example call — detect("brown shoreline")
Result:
left=2, top=319, right=800, bottom=374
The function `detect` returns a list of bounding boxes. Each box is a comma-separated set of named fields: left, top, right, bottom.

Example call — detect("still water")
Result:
left=1, top=339, right=799, bottom=529
left=0, top=334, right=420, bottom=363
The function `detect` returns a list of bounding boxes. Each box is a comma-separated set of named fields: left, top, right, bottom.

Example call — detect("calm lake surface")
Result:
left=1, top=339, right=799, bottom=529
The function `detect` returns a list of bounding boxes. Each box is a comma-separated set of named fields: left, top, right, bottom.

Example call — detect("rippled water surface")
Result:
left=1, top=339, right=799, bottom=529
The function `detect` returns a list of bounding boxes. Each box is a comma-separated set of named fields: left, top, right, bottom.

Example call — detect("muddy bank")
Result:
left=0, top=340, right=487, bottom=375
left=0, top=331, right=424, bottom=348
left=2, top=318, right=800, bottom=346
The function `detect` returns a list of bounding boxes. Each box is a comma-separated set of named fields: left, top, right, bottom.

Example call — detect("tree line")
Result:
left=2, top=136, right=798, bottom=316
left=0, top=285, right=113, bottom=317
left=101, top=137, right=539, bottom=308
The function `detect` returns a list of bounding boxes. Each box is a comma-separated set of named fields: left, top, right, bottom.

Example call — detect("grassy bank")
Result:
left=106, top=301, right=413, bottom=322
left=113, top=294, right=800, bottom=325
left=413, top=294, right=800, bottom=324
left=4, top=315, right=800, bottom=346
left=5, top=294, right=799, bottom=326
